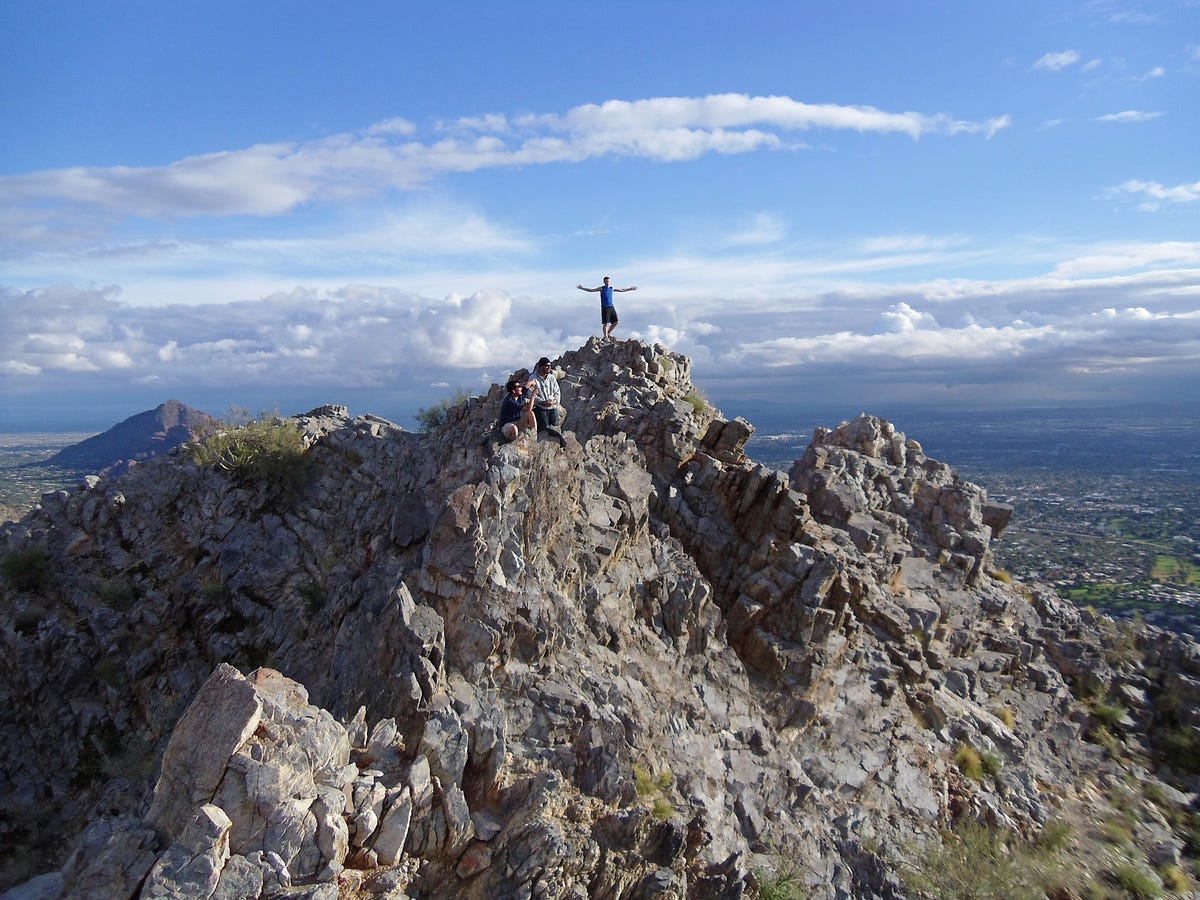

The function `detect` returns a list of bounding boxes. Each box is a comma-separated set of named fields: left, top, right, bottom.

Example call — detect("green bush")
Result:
left=756, top=869, right=805, bottom=900
left=1036, top=818, right=1072, bottom=853
left=1091, top=701, right=1128, bottom=730
left=97, top=578, right=137, bottom=611
left=980, top=751, right=1003, bottom=778
left=415, top=389, right=472, bottom=431
left=953, top=743, right=986, bottom=781
left=1112, top=860, right=1163, bottom=898
left=651, top=798, right=674, bottom=821
left=683, top=389, right=708, bottom=417
left=632, top=763, right=675, bottom=821
left=2, top=546, right=51, bottom=593
left=1160, top=864, right=1190, bottom=893
left=188, top=409, right=314, bottom=499
left=901, top=823, right=1064, bottom=900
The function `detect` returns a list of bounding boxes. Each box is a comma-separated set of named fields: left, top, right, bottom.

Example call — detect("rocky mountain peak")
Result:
left=1, top=338, right=1197, bottom=899
left=40, top=399, right=216, bottom=475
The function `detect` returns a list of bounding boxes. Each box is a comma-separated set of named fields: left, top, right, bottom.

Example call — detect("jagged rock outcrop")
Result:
left=1, top=337, right=1197, bottom=898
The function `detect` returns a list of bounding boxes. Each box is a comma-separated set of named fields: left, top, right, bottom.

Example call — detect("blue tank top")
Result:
left=601, top=285, right=614, bottom=306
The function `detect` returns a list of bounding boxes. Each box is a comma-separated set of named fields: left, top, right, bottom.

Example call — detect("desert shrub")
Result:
left=755, top=868, right=805, bottom=900
left=1160, top=727, right=1200, bottom=774
left=97, top=578, right=137, bottom=611
left=993, top=705, right=1017, bottom=728
left=415, top=389, right=472, bottom=431
left=1091, top=701, right=1128, bottom=730
left=683, top=389, right=708, bottom=417
left=953, top=743, right=984, bottom=781
left=1159, top=863, right=1190, bottom=892
left=633, top=763, right=675, bottom=821
left=633, top=763, right=654, bottom=796
left=2, top=545, right=51, bottom=593
left=901, top=823, right=1053, bottom=900
left=1112, top=860, right=1163, bottom=898
left=1098, top=617, right=1142, bottom=667
left=1100, top=818, right=1134, bottom=846
left=980, top=751, right=1003, bottom=778
left=990, top=569, right=1013, bottom=584
left=1037, top=818, right=1072, bottom=852
left=651, top=798, right=673, bottom=821
left=297, top=578, right=328, bottom=619
left=188, top=409, right=314, bottom=499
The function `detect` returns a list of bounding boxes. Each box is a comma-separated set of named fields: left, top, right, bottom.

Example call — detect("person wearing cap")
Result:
left=577, top=276, right=637, bottom=341
left=529, top=356, right=561, bottom=431
left=498, top=377, right=537, bottom=441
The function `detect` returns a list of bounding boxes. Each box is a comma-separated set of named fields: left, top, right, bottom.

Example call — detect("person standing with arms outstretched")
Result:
left=577, top=276, right=637, bottom=341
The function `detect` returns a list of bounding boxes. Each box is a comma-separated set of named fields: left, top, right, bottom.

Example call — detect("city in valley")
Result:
left=3, top=404, right=1198, bottom=633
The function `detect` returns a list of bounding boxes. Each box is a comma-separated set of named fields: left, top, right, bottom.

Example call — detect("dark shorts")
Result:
left=601, top=305, right=618, bottom=325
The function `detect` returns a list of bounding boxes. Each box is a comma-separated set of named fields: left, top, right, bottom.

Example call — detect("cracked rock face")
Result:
left=2, top=337, right=1197, bottom=899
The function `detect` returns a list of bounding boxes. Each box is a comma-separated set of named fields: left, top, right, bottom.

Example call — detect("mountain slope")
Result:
left=1, top=338, right=1197, bottom=898
left=40, top=399, right=214, bottom=473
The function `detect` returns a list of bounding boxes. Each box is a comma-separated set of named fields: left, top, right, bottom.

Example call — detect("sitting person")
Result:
left=499, top=378, right=537, bottom=441
left=529, top=356, right=561, bottom=431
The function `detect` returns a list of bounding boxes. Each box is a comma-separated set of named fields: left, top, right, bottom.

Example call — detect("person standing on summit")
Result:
left=577, top=276, right=637, bottom=342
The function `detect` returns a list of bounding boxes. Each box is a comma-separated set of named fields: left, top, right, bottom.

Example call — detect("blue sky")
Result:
left=2, top=0, right=1198, bottom=431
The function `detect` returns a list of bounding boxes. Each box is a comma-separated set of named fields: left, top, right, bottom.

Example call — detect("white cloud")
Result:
left=1093, top=110, right=1164, bottom=123
left=0, top=94, right=1010, bottom=236
left=1135, top=65, right=1165, bottom=80
left=876, top=302, right=939, bottom=333
left=1051, top=241, right=1200, bottom=276
left=4, top=238, right=1198, bottom=417
left=858, top=234, right=970, bottom=254
left=1106, top=179, right=1200, bottom=211
left=1034, top=50, right=1082, bottom=71
left=367, top=118, right=417, bottom=136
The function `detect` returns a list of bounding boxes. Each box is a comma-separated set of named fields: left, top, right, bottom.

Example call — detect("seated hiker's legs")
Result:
left=501, top=422, right=519, bottom=441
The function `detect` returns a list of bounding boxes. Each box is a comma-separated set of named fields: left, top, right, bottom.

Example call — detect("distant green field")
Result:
left=1151, top=555, right=1200, bottom=586
left=1062, top=583, right=1133, bottom=605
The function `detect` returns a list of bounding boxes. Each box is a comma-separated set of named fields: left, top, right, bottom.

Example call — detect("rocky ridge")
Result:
left=1, top=337, right=1199, bottom=898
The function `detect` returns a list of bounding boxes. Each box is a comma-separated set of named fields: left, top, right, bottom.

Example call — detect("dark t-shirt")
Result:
left=500, top=394, right=525, bottom=427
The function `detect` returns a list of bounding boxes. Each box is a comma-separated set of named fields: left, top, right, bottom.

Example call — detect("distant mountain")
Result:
left=40, top=399, right=215, bottom=474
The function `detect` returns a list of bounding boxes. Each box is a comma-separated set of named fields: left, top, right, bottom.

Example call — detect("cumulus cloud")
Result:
left=876, top=302, right=939, bottom=333
left=1034, top=50, right=1082, bottom=71
left=0, top=93, right=1010, bottom=234
left=5, top=241, right=1198, bottom=418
